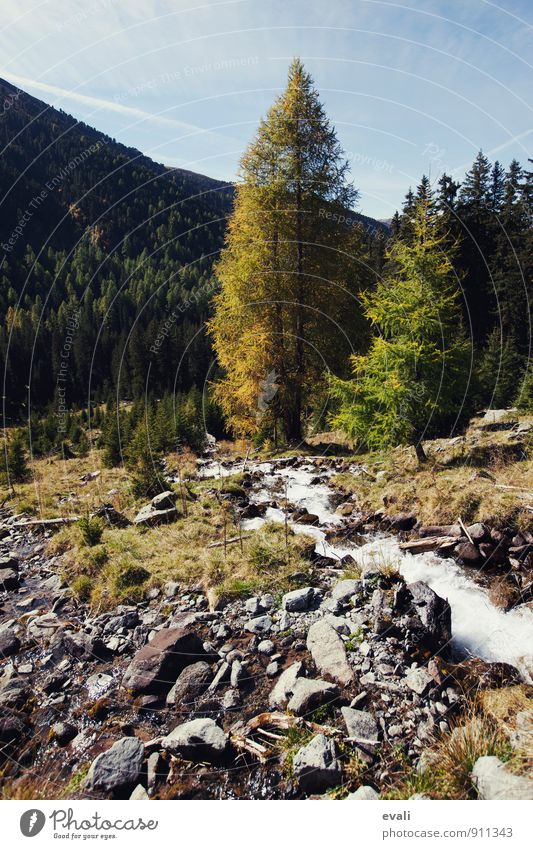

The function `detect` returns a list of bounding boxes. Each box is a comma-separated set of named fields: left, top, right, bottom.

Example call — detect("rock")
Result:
left=129, top=784, right=148, bottom=800
left=510, top=710, right=533, bottom=750
left=341, top=707, right=379, bottom=744
left=133, top=503, right=178, bottom=526
left=388, top=514, right=417, bottom=531
left=0, top=555, right=18, bottom=571
left=372, top=588, right=393, bottom=635
left=0, top=568, right=19, bottom=591
left=147, top=751, right=166, bottom=791
left=282, top=587, right=315, bottom=612
left=406, top=581, right=452, bottom=650
left=0, top=713, right=28, bottom=745
left=331, top=579, right=361, bottom=603
left=257, top=639, right=275, bottom=656
left=244, top=615, right=272, bottom=635
left=259, top=593, right=274, bottom=610
left=86, top=737, right=145, bottom=792
left=62, top=630, right=108, bottom=661
left=292, top=510, right=319, bottom=525
left=27, top=612, right=61, bottom=640
left=287, top=678, right=338, bottom=715
left=293, top=734, right=342, bottom=792
left=245, top=597, right=263, bottom=615
left=0, top=679, right=29, bottom=708
left=467, top=523, right=489, bottom=542
left=455, top=541, right=481, bottom=565
left=472, top=756, right=533, bottom=800
left=207, top=661, right=230, bottom=692
left=405, top=667, right=434, bottom=696
left=122, top=619, right=207, bottom=694
left=346, top=785, right=379, bottom=800
left=151, top=491, right=176, bottom=510
left=222, top=689, right=241, bottom=711
left=266, top=661, right=279, bottom=677
left=269, top=661, right=305, bottom=708
left=0, top=628, right=20, bottom=657
left=166, top=661, right=213, bottom=706
left=306, top=619, right=354, bottom=686
left=52, top=721, right=77, bottom=746
left=162, top=718, right=227, bottom=760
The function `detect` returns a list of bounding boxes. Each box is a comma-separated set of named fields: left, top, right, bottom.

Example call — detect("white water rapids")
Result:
left=199, top=458, right=533, bottom=680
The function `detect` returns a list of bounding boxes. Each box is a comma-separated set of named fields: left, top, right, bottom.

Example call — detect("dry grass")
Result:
left=332, top=417, right=533, bottom=529
left=2, top=448, right=132, bottom=520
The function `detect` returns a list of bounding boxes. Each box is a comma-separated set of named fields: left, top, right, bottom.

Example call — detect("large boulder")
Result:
left=86, top=737, right=144, bottom=793
left=162, top=718, right=227, bottom=760
left=166, top=661, right=213, bottom=706
left=472, top=756, right=533, bottom=800
left=306, top=619, right=354, bottom=687
left=122, top=618, right=207, bottom=694
left=287, top=678, right=338, bottom=716
left=406, top=581, right=452, bottom=651
left=293, top=734, right=342, bottom=792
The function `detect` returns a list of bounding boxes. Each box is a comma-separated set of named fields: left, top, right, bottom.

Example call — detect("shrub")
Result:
left=71, top=574, right=92, bottom=602
left=78, top=516, right=104, bottom=546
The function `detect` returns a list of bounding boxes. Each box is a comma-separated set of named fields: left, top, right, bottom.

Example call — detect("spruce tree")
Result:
left=209, top=59, right=368, bottom=442
left=329, top=194, right=470, bottom=461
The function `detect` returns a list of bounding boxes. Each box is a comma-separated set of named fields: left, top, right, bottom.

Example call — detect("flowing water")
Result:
left=201, top=458, right=533, bottom=680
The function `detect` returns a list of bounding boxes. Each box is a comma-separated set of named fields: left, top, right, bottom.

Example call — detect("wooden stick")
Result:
left=457, top=516, right=474, bottom=545
left=206, top=534, right=252, bottom=549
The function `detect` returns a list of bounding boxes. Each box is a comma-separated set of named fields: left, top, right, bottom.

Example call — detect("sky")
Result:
left=1, top=0, right=532, bottom=219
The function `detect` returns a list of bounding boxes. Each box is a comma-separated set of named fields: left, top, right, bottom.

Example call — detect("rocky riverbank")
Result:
left=1, top=453, right=532, bottom=800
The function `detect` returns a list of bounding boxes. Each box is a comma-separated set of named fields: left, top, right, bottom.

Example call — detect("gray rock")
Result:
left=472, top=756, right=533, bottom=800
left=269, top=660, right=304, bottom=708
left=0, top=568, right=19, bottom=591
left=0, top=679, right=29, bottom=708
left=0, top=628, right=20, bottom=657
left=222, top=689, right=241, bottom=710
left=258, top=639, right=275, bottom=655
left=405, top=667, right=434, bottom=696
left=52, top=721, right=77, bottom=746
left=245, top=596, right=263, bottom=615
left=129, top=784, right=149, bottom=800
left=282, top=587, right=314, bottom=612
left=266, top=661, right=279, bottom=677
left=407, top=581, right=452, bottom=650
left=287, top=678, right=338, bottom=716
left=245, top=615, right=272, bottom=635
left=162, top=718, right=227, bottom=759
left=325, top=614, right=350, bottom=636
left=259, top=593, right=275, bottom=610
left=166, top=661, right=213, bottom=706
left=122, top=617, right=206, bottom=695
left=346, top=785, right=379, bottom=800
left=27, top=612, right=61, bottom=640
left=341, top=707, right=379, bottom=743
left=331, top=579, right=360, bottom=603
left=86, top=737, right=144, bottom=792
left=151, top=491, right=176, bottom=509
left=293, top=734, right=342, bottom=792
left=307, top=619, right=354, bottom=687
left=133, top=503, right=178, bottom=526
left=207, top=661, right=230, bottom=692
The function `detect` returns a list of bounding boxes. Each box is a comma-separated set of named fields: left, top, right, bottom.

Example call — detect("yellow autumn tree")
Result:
left=209, top=59, right=369, bottom=442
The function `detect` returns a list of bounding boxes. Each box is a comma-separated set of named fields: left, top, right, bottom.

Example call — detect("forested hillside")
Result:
left=0, top=77, right=233, bottom=419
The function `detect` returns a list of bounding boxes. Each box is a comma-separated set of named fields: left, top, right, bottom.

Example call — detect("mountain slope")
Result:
left=0, top=78, right=385, bottom=421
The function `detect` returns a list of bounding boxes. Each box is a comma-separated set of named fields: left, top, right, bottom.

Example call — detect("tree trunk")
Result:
left=414, top=441, right=427, bottom=463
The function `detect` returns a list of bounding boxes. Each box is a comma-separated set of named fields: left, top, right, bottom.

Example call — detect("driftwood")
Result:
left=457, top=516, right=474, bottom=545
left=13, top=516, right=80, bottom=528
left=399, top=535, right=459, bottom=553
left=206, top=534, right=252, bottom=549
left=229, top=711, right=341, bottom=763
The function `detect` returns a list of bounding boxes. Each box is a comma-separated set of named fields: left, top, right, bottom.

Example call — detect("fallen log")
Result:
left=206, top=534, right=252, bottom=549
left=399, top=535, right=459, bottom=553
left=13, top=516, right=80, bottom=528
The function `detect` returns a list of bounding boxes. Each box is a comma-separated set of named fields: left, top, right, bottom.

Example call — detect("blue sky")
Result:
left=1, top=0, right=532, bottom=218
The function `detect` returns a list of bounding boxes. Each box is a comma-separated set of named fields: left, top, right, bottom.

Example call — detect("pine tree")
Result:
left=329, top=194, right=470, bottom=461
left=5, top=431, right=29, bottom=484
left=209, top=59, right=368, bottom=442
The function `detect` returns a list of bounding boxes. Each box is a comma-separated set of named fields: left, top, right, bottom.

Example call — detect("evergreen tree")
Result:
left=329, top=195, right=470, bottom=461
left=5, top=431, right=29, bottom=484
left=209, top=59, right=368, bottom=442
